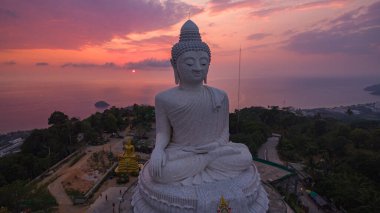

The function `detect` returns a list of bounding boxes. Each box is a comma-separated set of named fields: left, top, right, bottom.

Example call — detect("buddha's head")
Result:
left=126, top=138, right=132, bottom=146
left=171, top=20, right=211, bottom=85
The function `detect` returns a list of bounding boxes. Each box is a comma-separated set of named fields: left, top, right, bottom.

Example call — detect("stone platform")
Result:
left=132, top=162, right=269, bottom=213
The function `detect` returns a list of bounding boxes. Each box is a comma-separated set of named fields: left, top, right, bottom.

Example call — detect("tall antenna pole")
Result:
left=237, top=46, right=241, bottom=111
left=236, top=46, right=242, bottom=133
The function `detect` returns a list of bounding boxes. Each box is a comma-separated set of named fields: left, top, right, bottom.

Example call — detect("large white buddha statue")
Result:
left=132, top=20, right=268, bottom=213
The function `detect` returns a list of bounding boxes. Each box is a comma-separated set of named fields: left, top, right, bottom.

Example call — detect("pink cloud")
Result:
left=208, top=0, right=261, bottom=14
left=251, top=6, right=286, bottom=17
left=0, top=0, right=201, bottom=49
left=126, top=35, right=177, bottom=47
left=251, top=0, right=345, bottom=17
left=294, top=0, right=345, bottom=10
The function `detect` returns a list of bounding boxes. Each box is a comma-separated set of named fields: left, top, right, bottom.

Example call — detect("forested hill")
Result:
left=229, top=106, right=380, bottom=212
left=0, top=104, right=154, bottom=212
left=1, top=105, right=379, bottom=212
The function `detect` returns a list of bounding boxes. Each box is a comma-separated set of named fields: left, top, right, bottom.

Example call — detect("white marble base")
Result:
left=131, top=162, right=269, bottom=213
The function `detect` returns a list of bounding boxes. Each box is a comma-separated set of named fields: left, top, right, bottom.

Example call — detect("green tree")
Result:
left=314, top=119, right=327, bottom=136
left=48, top=111, right=69, bottom=126
left=346, top=108, right=353, bottom=116
left=0, top=181, right=29, bottom=211
left=350, top=128, right=371, bottom=148
left=103, top=113, right=118, bottom=133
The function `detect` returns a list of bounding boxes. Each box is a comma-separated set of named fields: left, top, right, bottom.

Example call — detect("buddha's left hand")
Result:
left=150, top=148, right=167, bottom=177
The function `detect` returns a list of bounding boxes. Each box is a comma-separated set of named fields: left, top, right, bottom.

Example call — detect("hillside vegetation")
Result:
left=231, top=106, right=380, bottom=213
left=0, top=104, right=154, bottom=212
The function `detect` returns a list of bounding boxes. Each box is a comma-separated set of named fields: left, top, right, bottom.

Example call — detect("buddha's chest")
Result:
left=166, top=91, right=214, bottom=118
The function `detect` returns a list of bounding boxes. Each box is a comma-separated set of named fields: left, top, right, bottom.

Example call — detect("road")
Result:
left=256, top=136, right=291, bottom=183
left=255, top=135, right=294, bottom=213
left=257, top=136, right=283, bottom=164
left=256, top=135, right=326, bottom=213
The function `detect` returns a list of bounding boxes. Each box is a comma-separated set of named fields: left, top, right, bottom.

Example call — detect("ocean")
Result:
left=1, top=73, right=379, bottom=134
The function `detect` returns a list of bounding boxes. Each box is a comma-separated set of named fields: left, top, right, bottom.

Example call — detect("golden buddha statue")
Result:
left=125, top=138, right=136, bottom=158
left=115, top=138, right=139, bottom=176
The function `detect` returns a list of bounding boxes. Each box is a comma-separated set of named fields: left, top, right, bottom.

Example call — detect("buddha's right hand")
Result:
left=150, top=149, right=167, bottom=177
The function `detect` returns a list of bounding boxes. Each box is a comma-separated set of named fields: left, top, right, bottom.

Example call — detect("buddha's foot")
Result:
left=208, top=146, right=241, bottom=159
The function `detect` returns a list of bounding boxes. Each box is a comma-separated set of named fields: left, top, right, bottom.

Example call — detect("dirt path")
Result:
left=48, top=173, right=72, bottom=205
left=43, top=131, right=127, bottom=213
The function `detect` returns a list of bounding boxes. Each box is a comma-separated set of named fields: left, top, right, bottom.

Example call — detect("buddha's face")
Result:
left=176, top=51, right=210, bottom=85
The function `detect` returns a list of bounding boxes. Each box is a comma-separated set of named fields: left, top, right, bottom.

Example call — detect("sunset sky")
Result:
left=1, top=0, right=380, bottom=132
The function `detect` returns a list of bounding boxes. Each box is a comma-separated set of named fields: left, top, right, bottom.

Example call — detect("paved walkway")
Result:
left=87, top=176, right=138, bottom=213
left=118, top=180, right=137, bottom=213
left=87, top=187, right=127, bottom=213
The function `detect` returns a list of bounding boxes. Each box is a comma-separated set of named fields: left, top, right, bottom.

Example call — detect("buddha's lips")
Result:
left=192, top=70, right=202, bottom=76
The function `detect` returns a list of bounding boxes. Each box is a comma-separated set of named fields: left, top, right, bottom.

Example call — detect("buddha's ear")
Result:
left=171, top=59, right=180, bottom=85
left=203, top=75, right=207, bottom=84
left=175, top=71, right=180, bottom=85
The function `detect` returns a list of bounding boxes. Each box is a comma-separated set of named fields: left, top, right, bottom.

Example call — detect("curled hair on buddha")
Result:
left=171, top=20, right=211, bottom=84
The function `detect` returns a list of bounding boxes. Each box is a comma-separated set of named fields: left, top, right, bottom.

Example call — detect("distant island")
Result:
left=364, top=83, right=380, bottom=96
left=95, top=101, right=110, bottom=108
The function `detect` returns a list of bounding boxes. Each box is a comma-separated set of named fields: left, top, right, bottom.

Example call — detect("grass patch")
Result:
left=18, top=185, right=57, bottom=212
left=65, top=188, right=85, bottom=198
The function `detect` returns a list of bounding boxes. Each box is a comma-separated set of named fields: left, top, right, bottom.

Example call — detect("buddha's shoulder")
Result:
left=155, top=87, right=181, bottom=103
left=205, top=86, right=228, bottom=98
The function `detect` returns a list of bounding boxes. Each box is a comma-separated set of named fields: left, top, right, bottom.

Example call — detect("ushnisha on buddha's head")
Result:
left=171, top=20, right=211, bottom=86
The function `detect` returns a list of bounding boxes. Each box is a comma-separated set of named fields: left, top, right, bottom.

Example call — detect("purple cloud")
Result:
left=125, top=58, right=170, bottom=70
left=247, top=33, right=271, bottom=40
left=1, top=61, right=16, bottom=65
left=61, top=62, right=120, bottom=69
left=35, top=62, right=49, bottom=66
left=60, top=59, right=170, bottom=71
left=284, top=2, right=380, bottom=55
left=0, top=0, right=201, bottom=49
left=0, top=8, right=17, bottom=19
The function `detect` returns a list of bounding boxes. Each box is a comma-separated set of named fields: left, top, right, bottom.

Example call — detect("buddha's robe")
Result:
left=149, top=86, right=253, bottom=185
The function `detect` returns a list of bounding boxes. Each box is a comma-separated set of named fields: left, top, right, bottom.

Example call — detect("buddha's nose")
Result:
left=193, top=62, right=202, bottom=71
